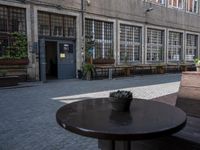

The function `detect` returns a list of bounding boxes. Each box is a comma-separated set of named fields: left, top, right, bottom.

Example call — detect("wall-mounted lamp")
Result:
left=86, top=0, right=91, bottom=6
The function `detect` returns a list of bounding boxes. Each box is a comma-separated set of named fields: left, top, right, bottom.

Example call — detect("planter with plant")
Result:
left=93, top=58, right=115, bottom=65
left=0, top=32, right=29, bottom=65
left=194, top=58, right=200, bottom=72
left=109, top=90, right=133, bottom=112
left=83, top=63, right=95, bottom=80
left=156, top=64, right=165, bottom=74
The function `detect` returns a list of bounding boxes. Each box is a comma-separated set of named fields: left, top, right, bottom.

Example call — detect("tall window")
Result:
left=119, top=24, right=142, bottom=63
left=38, top=12, right=76, bottom=38
left=186, top=0, right=198, bottom=13
left=168, top=31, right=183, bottom=62
left=0, top=5, right=26, bottom=57
left=168, top=0, right=184, bottom=9
left=85, top=19, right=113, bottom=59
left=186, top=34, right=198, bottom=61
left=147, top=28, right=164, bottom=62
left=147, top=0, right=165, bottom=5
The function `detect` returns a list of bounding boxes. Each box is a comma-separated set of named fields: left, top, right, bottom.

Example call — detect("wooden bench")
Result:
left=130, top=72, right=200, bottom=150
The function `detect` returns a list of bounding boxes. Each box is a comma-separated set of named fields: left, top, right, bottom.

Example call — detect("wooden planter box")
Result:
left=93, top=58, right=115, bottom=65
left=0, top=76, right=19, bottom=87
left=156, top=66, right=165, bottom=74
left=0, top=58, right=29, bottom=65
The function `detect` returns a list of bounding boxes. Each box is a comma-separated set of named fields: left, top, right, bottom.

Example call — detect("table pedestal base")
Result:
left=98, top=139, right=131, bottom=150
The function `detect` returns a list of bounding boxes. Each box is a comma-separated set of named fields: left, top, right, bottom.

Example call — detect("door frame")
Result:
left=39, top=37, right=76, bottom=81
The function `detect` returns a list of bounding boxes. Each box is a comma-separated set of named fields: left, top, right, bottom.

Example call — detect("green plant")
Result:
left=83, top=63, right=95, bottom=73
left=194, top=58, right=200, bottom=65
left=0, top=70, right=7, bottom=77
left=110, top=90, right=133, bottom=100
left=83, top=63, right=95, bottom=80
left=2, top=32, right=28, bottom=59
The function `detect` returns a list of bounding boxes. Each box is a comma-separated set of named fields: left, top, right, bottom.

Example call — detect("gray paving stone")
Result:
left=0, top=74, right=181, bottom=150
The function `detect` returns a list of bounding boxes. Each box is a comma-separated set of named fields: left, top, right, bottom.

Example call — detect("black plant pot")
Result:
left=109, top=98, right=132, bottom=112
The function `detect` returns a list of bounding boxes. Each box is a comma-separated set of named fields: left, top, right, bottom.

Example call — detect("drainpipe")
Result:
left=81, top=0, right=84, bottom=37
left=81, top=0, right=85, bottom=66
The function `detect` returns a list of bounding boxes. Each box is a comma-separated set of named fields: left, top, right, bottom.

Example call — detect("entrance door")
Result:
left=57, top=41, right=76, bottom=79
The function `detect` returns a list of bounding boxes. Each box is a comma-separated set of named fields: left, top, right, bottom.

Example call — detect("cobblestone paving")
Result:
left=0, top=74, right=181, bottom=150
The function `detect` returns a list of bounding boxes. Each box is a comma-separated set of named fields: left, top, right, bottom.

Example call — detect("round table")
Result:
left=56, top=98, right=186, bottom=150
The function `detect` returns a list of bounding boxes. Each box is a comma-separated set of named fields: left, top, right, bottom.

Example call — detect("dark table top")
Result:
left=56, top=98, right=186, bottom=140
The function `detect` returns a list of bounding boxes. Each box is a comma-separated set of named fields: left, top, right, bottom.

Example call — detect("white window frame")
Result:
left=168, top=0, right=184, bottom=9
left=186, top=0, right=199, bottom=13
left=147, top=28, right=165, bottom=63
left=118, top=20, right=144, bottom=65
left=185, top=32, right=199, bottom=62
left=85, top=15, right=116, bottom=59
left=167, top=29, right=184, bottom=63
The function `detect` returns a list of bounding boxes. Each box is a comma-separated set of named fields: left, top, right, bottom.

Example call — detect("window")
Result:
left=147, top=0, right=165, bottom=5
left=51, top=15, right=63, bottom=37
left=186, top=0, right=198, bottom=13
left=85, top=19, right=113, bottom=59
left=0, top=5, right=26, bottom=33
left=120, top=24, right=142, bottom=63
left=168, top=0, right=184, bottom=9
left=38, top=12, right=76, bottom=38
left=38, top=13, right=50, bottom=36
left=186, top=34, right=198, bottom=61
left=168, top=31, right=183, bottom=62
left=0, top=5, right=26, bottom=57
left=147, top=28, right=164, bottom=62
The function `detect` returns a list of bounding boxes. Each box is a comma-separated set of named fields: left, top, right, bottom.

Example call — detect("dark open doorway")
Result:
left=45, top=41, right=57, bottom=80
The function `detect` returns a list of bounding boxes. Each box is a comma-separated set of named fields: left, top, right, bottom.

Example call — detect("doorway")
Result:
left=45, top=41, right=57, bottom=80
left=39, top=39, right=76, bottom=82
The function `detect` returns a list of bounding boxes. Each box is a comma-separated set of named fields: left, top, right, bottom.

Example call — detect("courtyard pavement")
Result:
left=0, top=73, right=181, bottom=150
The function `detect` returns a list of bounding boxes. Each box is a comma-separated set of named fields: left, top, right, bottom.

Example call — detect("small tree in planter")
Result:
left=83, top=63, right=95, bottom=80
left=109, top=90, right=133, bottom=112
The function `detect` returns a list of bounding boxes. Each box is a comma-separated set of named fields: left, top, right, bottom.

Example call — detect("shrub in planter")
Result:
left=0, top=32, right=29, bottom=65
left=93, top=58, right=115, bottom=65
left=194, top=58, right=200, bottom=72
left=109, top=90, right=133, bottom=112
left=83, top=63, right=95, bottom=80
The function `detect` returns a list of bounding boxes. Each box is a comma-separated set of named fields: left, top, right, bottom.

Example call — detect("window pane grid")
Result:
left=147, top=28, right=164, bottom=62
left=120, top=24, right=142, bottom=63
left=186, top=34, right=198, bottom=61
left=0, top=5, right=26, bottom=57
left=168, top=31, right=182, bottom=62
left=85, top=19, right=113, bottom=59
left=38, top=11, right=76, bottom=38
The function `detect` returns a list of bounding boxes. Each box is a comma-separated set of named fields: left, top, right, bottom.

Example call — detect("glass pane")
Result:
left=9, top=7, right=26, bottom=33
left=64, top=16, right=76, bottom=37
left=38, top=12, right=50, bottom=36
left=51, top=14, right=63, bottom=37
left=0, top=6, right=8, bottom=32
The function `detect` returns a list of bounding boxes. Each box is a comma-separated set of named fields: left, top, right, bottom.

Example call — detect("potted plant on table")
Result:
left=109, top=90, right=133, bottom=112
left=194, top=58, right=200, bottom=72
